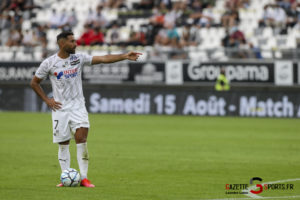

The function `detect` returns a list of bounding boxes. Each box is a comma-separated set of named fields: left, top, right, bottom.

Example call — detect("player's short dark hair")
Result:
left=56, top=31, right=74, bottom=42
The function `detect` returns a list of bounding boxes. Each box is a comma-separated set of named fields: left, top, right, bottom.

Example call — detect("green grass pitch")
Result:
left=0, top=112, right=299, bottom=200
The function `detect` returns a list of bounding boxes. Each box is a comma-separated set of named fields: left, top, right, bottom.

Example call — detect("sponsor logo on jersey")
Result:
left=70, top=55, right=78, bottom=61
left=63, top=68, right=78, bottom=78
left=54, top=71, right=64, bottom=80
left=70, top=60, right=80, bottom=65
left=70, top=55, right=80, bottom=65
left=54, top=68, right=78, bottom=79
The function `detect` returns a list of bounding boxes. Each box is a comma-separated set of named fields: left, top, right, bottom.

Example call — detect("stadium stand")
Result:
left=0, top=0, right=299, bottom=61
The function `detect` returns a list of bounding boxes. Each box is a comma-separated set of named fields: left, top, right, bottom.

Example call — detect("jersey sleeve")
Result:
left=35, top=60, right=50, bottom=79
left=80, top=53, right=93, bottom=66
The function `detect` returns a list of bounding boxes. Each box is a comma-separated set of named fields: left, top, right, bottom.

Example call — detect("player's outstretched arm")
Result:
left=30, top=76, right=62, bottom=111
left=91, top=51, right=142, bottom=65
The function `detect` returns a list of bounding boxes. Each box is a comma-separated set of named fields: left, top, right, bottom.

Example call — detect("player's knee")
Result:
left=75, top=128, right=88, bottom=144
left=76, top=137, right=87, bottom=143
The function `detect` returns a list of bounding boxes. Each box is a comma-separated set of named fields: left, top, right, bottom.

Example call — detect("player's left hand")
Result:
left=125, top=51, right=142, bottom=61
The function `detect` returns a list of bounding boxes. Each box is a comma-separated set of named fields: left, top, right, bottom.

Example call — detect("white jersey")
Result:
left=35, top=53, right=93, bottom=110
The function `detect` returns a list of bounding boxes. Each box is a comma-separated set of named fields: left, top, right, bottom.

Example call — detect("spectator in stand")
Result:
left=90, top=27, right=104, bottom=45
left=22, top=0, right=41, bottom=19
left=163, top=2, right=183, bottom=27
left=198, top=4, right=215, bottom=27
left=222, top=0, right=244, bottom=28
left=272, top=4, right=287, bottom=29
left=149, top=6, right=164, bottom=26
left=222, top=25, right=247, bottom=58
left=225, top=0, right=250, bottom=10
left=294, top=15, right=300, bottom=30
left=180, top=21, right=202, bottom=47
left=76, top=24, right=95, bottom=46
left=0, top=11, right=12, bottom=45
left=49, top=9, right=71, bottom=30
left=146, top=6, right=164, bottom=45
left=286, top=2, right=299, bottom=28
left=135, top=0, right=154, bottom=10
left=34, top=24, right=48, bottom=58
left=93, top=5, right=108, bottom=29
left=22, top=29, right=36, bottom=47
left=8, top=0, right=26, bottom=11
left=6, top=28, right=22, bottom=46
left=157, top=0, right=172, bottom=10
left=260, top=4, right=287, bottom=29
left=166, top=22, right=180, bottom=48
left=9, top=0, right=41, bottom=12
left=230, top=25, right=246, bottom=47
left=222, top=29, right=230, bottom=47
left=0, top=0, right=10, bottom=12
left=106, top=21, right=121, bottom=45
left=259, top=4, right=273, bottom=27
left=104, top=0, right=127, bottom=9
left=154, top=22, right=179, bottom=48
left=58, top=9, right=69, bottom=28
left=11, top=7, right=24, bottom=30
left=126, top=25, right=147, bottom=46
left=67, top=8, right=78, bottom=28
left=22, top=29, right=36, bottom=58
left=222, top=25, right=246, bottom=48
left=277, top=0, right=292, bottom=12
left=180, top=22, right=192, bottom=47
left=49, top=9, right=61, bottom=29
left=178, top=0, right=188, bottom=12
left=189, top=0, right=203, bottom=12
left=86, top=7, right=95, bottom=27
left=221, top=8, right=240, bottom=28
left=154, top=24, right=168, bottom=46
left=249, top=43, right=262, bottom=59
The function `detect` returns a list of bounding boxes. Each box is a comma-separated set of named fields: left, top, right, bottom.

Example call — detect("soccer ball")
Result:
left=60, top=168, right=81, bottom=187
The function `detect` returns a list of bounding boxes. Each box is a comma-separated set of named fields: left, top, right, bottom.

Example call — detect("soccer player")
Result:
left=30, top=31, right=141, bottom=187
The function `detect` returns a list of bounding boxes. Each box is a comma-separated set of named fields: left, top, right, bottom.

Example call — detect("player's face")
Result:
left=64, top=35, right=77, bottom=54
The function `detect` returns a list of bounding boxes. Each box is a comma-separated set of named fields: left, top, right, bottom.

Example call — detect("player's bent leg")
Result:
left=75, top=128, right=95, bottom=187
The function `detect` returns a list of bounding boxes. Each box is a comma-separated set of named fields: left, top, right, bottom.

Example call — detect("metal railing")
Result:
left=0, top=46, right=299, bottom=61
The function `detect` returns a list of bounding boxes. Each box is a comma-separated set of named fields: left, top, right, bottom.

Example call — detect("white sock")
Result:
left=77, top=143, right=89, bottom=180
left=58, top=144, right=70, bottom=172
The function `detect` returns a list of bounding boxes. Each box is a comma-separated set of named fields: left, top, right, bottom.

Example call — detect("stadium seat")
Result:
left=211, top=49, right=228, bottom=61
left=261, top=51, right=273, bottom=59
left=276, top=36, right=288, bottom=49
left=188, top=51, right=208, bottom=61
left=263, top=27, right=273, bottom=38
left=34, top=51, right=43, bottom=61
left=0, top=51, right=14, bottom=61
left=91, top=50, right=108, bottom=56
left=274, top=51, right=282, bottom=58
left=15, top=50, right=33, bottom=61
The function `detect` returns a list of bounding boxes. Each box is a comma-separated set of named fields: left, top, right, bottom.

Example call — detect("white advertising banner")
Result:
left=165, top=61, right=183, bottom=85
left=275, top=61, right=293, bottom=86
